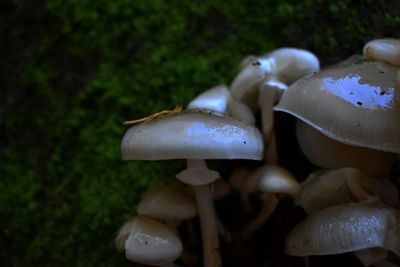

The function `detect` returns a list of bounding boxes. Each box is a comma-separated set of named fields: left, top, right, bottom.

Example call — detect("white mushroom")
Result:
left=121, top=110, right=263, bottom=267
left=239, top=165, right=300, bottom=238
left=363, top=38, right=400, bottom=66
left=274, top=61, right=400, bottom=154
left=188, top=85, right=230, bottom=115
left=115, top=216, right=183, bottom=266
left=188, top=85, right=255, bottom=124
left=286, top=202, right=400, bottom=266
left=230, top=48, right=319, bottom=163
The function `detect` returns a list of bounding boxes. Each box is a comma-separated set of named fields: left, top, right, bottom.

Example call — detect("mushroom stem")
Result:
left=185, top=159, right=221, bottom=267
left=242, top=193, right=279, bottom=238
left=194, top=183, right=221, bottom=267
left=259, top=80, right=286, bottom=164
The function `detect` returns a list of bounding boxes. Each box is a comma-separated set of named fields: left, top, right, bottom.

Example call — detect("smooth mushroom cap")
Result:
left=257, top=166, right=300, bottom=197
left=187, top=84, right=255, bottom=124
left=137, top=184, right=197, bottom=221
left=116, top=216, right=183, bottom=266
left=187, top=85, right=230, bottom=114
left=263, top=48, right=320, bottom=85
left=230, top=57, right=274, bottom=110
left=363, top=38, right=400, bottom=66
left=243, top=165, right=300, bottom=197
left=230, top=48, right=319, bottom=110
left=274, top=61, right=400, bottom=153
left=295, top=120, right=396, bottom=177
left=121, top=110, right=263, bottom=160
left=285, top=202, right=400, bottom=257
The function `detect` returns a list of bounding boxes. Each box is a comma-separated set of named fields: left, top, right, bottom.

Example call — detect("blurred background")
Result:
left=1, top=0, right=400, bottom=266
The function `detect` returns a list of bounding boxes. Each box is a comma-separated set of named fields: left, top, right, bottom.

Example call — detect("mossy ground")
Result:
left=1, top=0, right=399, bottom=266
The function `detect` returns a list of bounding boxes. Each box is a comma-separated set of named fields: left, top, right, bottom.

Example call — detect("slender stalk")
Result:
left=242, top=193, right=279, bottom=238
left=259, top=81, right=282, bottom=164
left=187, top=159, right=221, bottom=267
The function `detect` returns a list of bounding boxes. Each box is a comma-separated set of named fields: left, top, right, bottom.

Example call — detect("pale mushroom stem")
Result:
left=259, top=82, right=280, bottom=164
left=242, top=193, right=279, bottom=238
left=186, top=159, right=221, bottom=267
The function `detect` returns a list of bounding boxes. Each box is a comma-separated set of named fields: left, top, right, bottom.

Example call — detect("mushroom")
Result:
left=115, top=216, right=183, bottom=266
left=234, top=165, right=300, bottom=238
left=137, top=182, right=197, bottom=231
left=121, top=109, right=264, bottom=267
left=363, top=38, right=400, bottom=66
left=274, top=61, right=400, bottom=176
left=285, top=202, right=400, bottom=266
left=188, top=85, right=230, bottom=115
left=188, top=85, right=255, bottom=124
left=230, top=48, right=319, bottom=163
left=296, top=167, right=399, bottom=214
left=230, top=48, right=320, bottom=110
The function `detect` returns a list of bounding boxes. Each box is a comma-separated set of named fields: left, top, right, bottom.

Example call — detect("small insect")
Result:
left=123, top=105, right=183, bottom=125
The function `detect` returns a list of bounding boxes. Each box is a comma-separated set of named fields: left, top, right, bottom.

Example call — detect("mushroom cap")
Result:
left=285, top=203, right=400, bottom=257
left=137, top=184, right=197, bottom=221
left=230, top=48, right=319, bottom=110
left=363, top=38, right=400, bottom=66
left=274, top=61, right=400, bottom=153
left=116, top=216, right=183, bottom=266
left=243, top=165, right=300, bottom=197
left=262, top=48, right=320, bottom=85
left=187, top=85, right=230, bottom=114
left=121, top=110, right=263, bottom=160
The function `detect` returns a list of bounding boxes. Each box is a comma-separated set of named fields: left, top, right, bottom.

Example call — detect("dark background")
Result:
left=1, top=0, right=400, bottom=266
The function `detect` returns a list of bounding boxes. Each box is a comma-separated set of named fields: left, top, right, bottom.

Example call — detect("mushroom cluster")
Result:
left=116, top=39, right=400, bottom=267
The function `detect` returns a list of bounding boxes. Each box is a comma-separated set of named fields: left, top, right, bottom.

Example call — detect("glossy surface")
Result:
left=230, top=48, right=319, bottom=109
left=117, top=216, right=182, bottom=266
left=275, top=61, right=400, bottom=153
left=188, top=85, right=230, bottom=114
left=244, top=165, right=300, bottom=197
left=286, top=203, right=400, bottom=256
left=262, top=48, right=320, bottom=85
left=230, top=57, right=273, bottom=109
left=121, top=110, right=263, bottom=160
left=363, top=38, right=400, bottom=66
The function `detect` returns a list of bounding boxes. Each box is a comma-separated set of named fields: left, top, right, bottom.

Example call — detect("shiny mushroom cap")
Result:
left=121, top=110, right=263, bottom=160
left=230, top=48, right=319, bottom=110
left=243, top=165, right=300, bottom=197
left=187, top=85, right=255, bottom=124
left=285, top=202, right=400, bottom=257
left=115, top=216, right=183, bottom=266
left=187, top=85, right=230, bottom=114
left=262, top=48, right=320, bottom=85
left=274, top=61, right=400, bottom=153
left=363, top=38, right=400, bottom=66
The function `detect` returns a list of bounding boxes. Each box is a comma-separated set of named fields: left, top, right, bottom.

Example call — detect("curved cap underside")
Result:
left=274, top=61, right=400, bottom=153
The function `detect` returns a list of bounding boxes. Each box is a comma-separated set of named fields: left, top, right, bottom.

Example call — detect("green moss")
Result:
left=1, top=0, right=400, bottom=266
